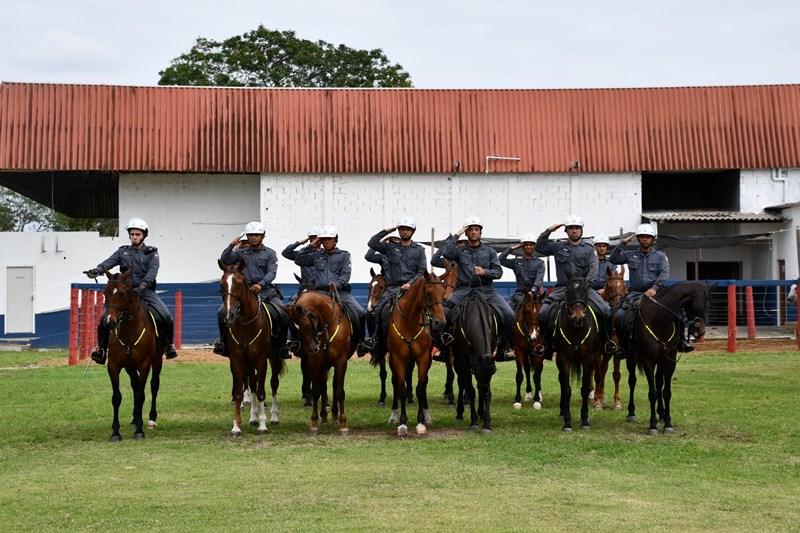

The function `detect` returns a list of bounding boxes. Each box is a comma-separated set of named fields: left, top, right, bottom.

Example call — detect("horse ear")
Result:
left=218, top=259, right=226, bottom=271
left=370, top=267, right=377, bottom=277
left=442, top=258, right=451, bottom=270
left=294, top=273, right=302, bottom=283
left=606, top=265, right=613, bottom=276
left=237, top=258, right=246, bottom=272
left=121, top=269, right=132, bottom=281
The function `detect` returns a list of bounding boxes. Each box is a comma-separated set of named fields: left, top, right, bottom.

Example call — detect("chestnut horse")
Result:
left=101, top=269, right=165, bottom=441
left=552, top=275, right=602, bottom=431
left=511, top=290, right=545, bottom=410
left=285, top=285, right=357, bottom=435
left=219, top=259, right=286, bottom=436
left=620, top=281, right=711, bottom=434
left=385, top=271, right=447, bottom=436
left=365, top=267, right=407, bottom=407
left=449, top=292, right=499, bottom=433
left=591, top=265, right=626, bottom=410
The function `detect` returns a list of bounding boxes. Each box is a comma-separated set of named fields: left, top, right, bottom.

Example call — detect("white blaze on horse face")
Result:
left=224, top=274, right=234, bottom=311
left=367, top=280, right=378, bottom=311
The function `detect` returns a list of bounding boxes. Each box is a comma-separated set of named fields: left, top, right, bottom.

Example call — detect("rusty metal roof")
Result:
left=1, top=82, right=800, bottom=174
left=643, top=210, right=787, bottom=223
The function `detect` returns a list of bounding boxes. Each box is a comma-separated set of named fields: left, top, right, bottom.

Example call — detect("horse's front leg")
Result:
left=626, top=355, right=638, bottom=423
left=594, top=356, right=609, bottom=410
left=406, top=358, right=415, bottom=405
left=532, top=356, right=544, bottom=410
left=415, top=348, right=433, bottom=434
left=332, top=360, right=348, bottom=435
left=644, top=365, right=659, bottom=435
left=513, top=355, right=524, bottom=409
left=378, top=358, right=388, bottom=407
left=253, top=363, right=269, bottom=435
left=269, top=357, right=281, bottom=425
left=109, top=366, right=123, bottom=442
left=300, top=355, right=312, bottom=407
left=444, top=357, right=456, bottom=408
left=389, top=354, right=408, bottom=436
left=524, top=351, right=534, bottom=402
left=558, top=365, right=573, bottom=431
left=661, top=364, right=676, bottom=434
left=128, top=366, right=147, bottom=439
left=229, top=359, right=244, bottom=436
left=580, top=359, right=594, bottom=430
left=148, top=357, right=162, bottom=429
left=612, top=354, right=622, bottom=409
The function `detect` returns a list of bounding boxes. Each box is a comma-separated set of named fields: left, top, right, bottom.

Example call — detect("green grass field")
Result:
left=1, top=349, right=798, bottom=532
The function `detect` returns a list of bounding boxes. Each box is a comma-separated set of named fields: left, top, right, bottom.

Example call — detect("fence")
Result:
left=67, top=279, right=799, bottom=364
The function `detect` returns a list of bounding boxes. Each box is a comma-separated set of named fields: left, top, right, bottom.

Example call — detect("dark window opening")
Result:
left=642, top=170, right=740, bottom=211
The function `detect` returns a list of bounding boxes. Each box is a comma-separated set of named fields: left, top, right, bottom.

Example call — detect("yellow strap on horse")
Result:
left=645, top=321, right=676, bottom=343
left=328, top=322, right=341, bottom=343
left=261, top=301, right=274, bottom=332
left=557, top=304, right=598, bottom=346
left=229, top=327, right=263, bottom=348
left=114, top=324, right=147, bottom=350
left=149, top=311, right=160, bottom=338
left=391, top=321, right=425, bottom=343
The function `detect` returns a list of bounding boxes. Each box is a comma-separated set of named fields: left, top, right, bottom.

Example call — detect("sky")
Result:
left=1, top=0, right=798, bottom=90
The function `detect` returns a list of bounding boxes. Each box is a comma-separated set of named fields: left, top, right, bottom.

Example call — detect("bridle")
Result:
left=221, top=271, right=261, bottom=326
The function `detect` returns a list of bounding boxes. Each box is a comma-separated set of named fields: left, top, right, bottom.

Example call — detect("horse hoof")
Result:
left=377, top=401, right=385, bottom=407
left=447, top=403, right=455, bottom=410
left=270, top=420, right=280, bottom=426
left=614, top=402, right=622, bottom=410
left=533, top=402, right=542, bottom=410
left=134, top=433, right=145, bottom=440
left=148, top=420, right=157, bottom=429
left=257, top=428, right=268, bottom=435
left=524, top=392, right=533, bottom=402
left=309, top=427, right=319, bottom=436
left=340, top=427, right=350, bottom=436
left=230, top=430, right=242, bottom=437
left=303, top=403, right=312, bottom=409
left=470, top=424, right=480, bottom=430
left=481, top=428, right=492, bottom=435
left=664, top=427, right=675, bottom=434
left=397, top=425, right=408, bottom=437
left=594, top=403, right=603, bottom=411
left=110, top=435, right=122, bottom=442
left=249, top=420, right=259, bottom=426
left=588, top=391, right=595, bottom=400
left=648, top=428, right=659, bottom=436
left=562, top=427, right=573, bottom=432
left=582, top=425, right=591, bottom=431
left=416, top=424, right=427, bottom=435
left=513, top=402, right=522, bottom=410
left=627, top=415, right=637, bottom=423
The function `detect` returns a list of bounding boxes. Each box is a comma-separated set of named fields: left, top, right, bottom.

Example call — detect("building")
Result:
left=1, top=82, right=798, bottom=342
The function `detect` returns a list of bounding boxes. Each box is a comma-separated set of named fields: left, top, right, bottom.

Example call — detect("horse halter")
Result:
left=220, top=272, right=260, bottom=325
left=104, top=277, right=139, bottom=322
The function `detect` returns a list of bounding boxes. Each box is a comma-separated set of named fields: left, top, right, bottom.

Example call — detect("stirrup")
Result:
left=533, top=344, right=553, bottom=361
left=90, top=346, right=106, bottom=365
left=212, top=339, right=226, bottom=356
left=362, top=337, right=377, bottom=350
left=603, top=340, right=618, bottom=356
left=165, top=344, right=178, bottom=359
left=439, top=332, right=454, bottom=347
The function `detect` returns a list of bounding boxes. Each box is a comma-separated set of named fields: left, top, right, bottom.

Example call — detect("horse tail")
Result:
left=369, top=351, right=386, bottom=367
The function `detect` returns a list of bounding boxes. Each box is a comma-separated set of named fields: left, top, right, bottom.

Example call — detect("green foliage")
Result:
left=1, top=351, right=798, bottom=531
left=0, top=186, right=116, bottom=235
left=159, top=26, right=413, bottom=88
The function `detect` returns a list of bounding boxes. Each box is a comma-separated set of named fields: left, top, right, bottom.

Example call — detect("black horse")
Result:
left=449, top=292, right=498, bottom=433
left=552, top=275, right=602, bottom=431
left=619, top=281, right=711, bottom=434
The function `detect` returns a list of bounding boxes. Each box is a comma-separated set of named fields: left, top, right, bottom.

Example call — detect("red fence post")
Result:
left=68, top=287, right=79, bottom=365
left=94, top=290, right=103, bottom=348
left=174, top=290, right=182, bottom=349
left=745, top=286, right=756, bottom=341
left=797, top=297, right=800, bottom=351
left=80, top=289, right=90, bottom=361
left=727, top=285, right=737, bottom=353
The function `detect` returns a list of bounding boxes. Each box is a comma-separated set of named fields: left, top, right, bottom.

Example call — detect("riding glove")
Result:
left=135, top=282, right=148, bottom=295
left=85, top=269, right=101, bottom=279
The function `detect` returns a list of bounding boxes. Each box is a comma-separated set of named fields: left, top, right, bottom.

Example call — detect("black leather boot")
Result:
left=90, top=325, right=109, bottom=364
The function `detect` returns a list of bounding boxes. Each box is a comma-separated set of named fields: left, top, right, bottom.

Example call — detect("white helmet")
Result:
left=463, top=215, right=483, bottom=229
left=396, top=215, right=417, bottom=230
left=318, top=225, right=338, bottom=238
left=125, top=217, right=149, bottom=236
left=636, top=223, right=657, bottom=238
left=593, top=234, right=610, bottom=245
left=563, top=215, right=584, bottom=228
left=239, top=234, right=248, bottom=242
left=457, top=233, right=469, bottom=242
left=244, top=221, right=265, bottom=235
left=308, top=226, right=320, bottom=237
left=520, top=234, right=536, bottom=244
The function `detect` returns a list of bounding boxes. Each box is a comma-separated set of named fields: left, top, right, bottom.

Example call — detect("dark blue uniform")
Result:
left=499, top=247, right=545, bottom=311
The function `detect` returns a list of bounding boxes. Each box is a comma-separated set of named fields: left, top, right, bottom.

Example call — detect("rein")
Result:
left=556, top=301, right=598, bottom=347
left=221, top=272, right=271, bottom=350
left=390, top=278, right=445, bottom=347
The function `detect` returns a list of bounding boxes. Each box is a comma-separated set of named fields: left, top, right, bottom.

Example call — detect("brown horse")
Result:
left=591, top=265, right=626, bottom=410
left=620, top=281, right=711, bottom=434
left=552, top=275, right=602, bottom=431
left=365, top=267, right=401, bottom=406
left=284, top=285, right=357, bottom=435
left=511, top=290, right=545, bottom=410
left=101, top=268, right=165, bottom=441
left=436, top=259, right=460, bottom=407
left=293, top=273, right=317, bottom=409
left=219, top=259, right=286, bottom=436
left=385, top=271, right=447, bottom=436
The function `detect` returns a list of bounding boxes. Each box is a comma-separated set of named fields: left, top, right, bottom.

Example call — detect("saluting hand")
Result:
left=548, top=223, right=563, bottom=232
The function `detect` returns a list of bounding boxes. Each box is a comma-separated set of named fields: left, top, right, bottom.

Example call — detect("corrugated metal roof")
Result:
left=643, top=210, right=787, bottom=223
left=1, top=82, right=800, bottom=173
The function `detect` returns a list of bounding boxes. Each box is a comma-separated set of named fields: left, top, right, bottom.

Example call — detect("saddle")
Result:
left=449, top=291, right=501, bottom=329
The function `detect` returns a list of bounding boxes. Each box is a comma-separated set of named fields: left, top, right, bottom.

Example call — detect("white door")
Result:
left=6, top=266, right=34, bottom=333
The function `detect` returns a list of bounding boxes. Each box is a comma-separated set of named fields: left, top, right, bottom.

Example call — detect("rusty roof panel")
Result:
left=1, top=83, right=800, bottom=173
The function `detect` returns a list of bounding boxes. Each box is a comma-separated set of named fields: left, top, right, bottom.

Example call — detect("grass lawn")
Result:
left=1, top=348, right=798, bottom=532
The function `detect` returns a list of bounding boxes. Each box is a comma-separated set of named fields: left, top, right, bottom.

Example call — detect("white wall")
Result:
left=740, top=169, right=800, bottom=211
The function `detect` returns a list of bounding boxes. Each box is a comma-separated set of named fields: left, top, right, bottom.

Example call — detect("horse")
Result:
left=511, top=290, right=545, bottom=410
left=436, top=259, right=460, bottom=408
left=284, top=285, right=357, bottom=435
left=449, top=292, right=499, bottom=433
left=552, top=275, right=602, bottom=431
left=365, top=267, right=411, bottom=407
left=100, top=268, right=165, bottom=441
left=293, top=273, right=317, bottom=408
left=620, top=281, right=711, bottom=434
left=788, top=283, right=797, bottom=304
left=218, top=259, right=287, bottom=436
left=590, top=265, right=626, bottom=410
left=385, top=271, right=447, bottom=436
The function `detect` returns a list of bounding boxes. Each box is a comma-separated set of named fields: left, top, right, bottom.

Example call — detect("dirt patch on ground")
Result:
left=692, top=338, right=798, bottom=353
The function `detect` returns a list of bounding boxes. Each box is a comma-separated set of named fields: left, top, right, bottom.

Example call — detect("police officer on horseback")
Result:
left=440, top=216, right=515, bottom=360
left=533, top=215, right=617, bottom=360
left=292, top=225, right=370, bottom=355
left=500, top=234, right=545, bottom=310
left=431, top=233, right=467, bottom=268
left=84, top=217, right=178, bottom=364
left=213, top=221, right=289, bottom=358
left=591, top=234, right=614, bottom=293
left=361, top=216, right=428, bottom=358
left=609, top=223, right=694, bottom=354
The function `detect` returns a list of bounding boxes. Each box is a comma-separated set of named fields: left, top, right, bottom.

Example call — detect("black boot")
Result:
left=212, top=338, right=226, bottom=356
left=495, top=327, right=515, bottom=362
left=357, top=337, right=376, bottom=357
left=214, top=312, right=228, bottom=356
left=280, top=339, right=300, bottom=359
left=90, top=324, right=109, bottom=364
left=679, top=330, right=695, bottom=353
left=163, top=320, right=178, bottom=359
left=533, top=326, right=554, bottom=361
left=165, top=344, right=178, bottom=359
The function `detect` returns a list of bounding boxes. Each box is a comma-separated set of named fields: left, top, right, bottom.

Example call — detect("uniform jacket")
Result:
left=535, top=229, right=599, bottom=286
left=97, top=244, right=159, bottom=289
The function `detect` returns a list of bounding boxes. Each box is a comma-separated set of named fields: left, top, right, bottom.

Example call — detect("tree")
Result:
left=158, top=26, right=412, bottom=88
left=0, top=186, right=117, bottom=235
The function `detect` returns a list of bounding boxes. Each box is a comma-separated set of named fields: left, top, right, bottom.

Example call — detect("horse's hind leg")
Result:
left=444, top=359, right=455, bottom=408
left=332, top=361, right=349, bottom=435
left=269, top=358, right=281, bottom=425
left=594, top=357, right=609, bottom=410
left=661, top=365, right=675, bottom=433
left=513, top=356, right=524, bottom=409
left=612, top=355, right=622, bottom=409
left=415, top=351, right=433, bottom=434
left=532, top=356, right=544, bottom=410
left=148, top=357, right=162, bottom=429
left=626, top=356, right=638, bottom=423
left=378, top=358, right=388, bottom=407
left=301, top=356, right=312, bottom=407
left=406, top=358, right=415, bottom=405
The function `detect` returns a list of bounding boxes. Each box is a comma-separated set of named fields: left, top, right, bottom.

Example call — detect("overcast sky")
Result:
left=1, top=0, right=797, bottom=89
